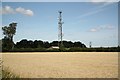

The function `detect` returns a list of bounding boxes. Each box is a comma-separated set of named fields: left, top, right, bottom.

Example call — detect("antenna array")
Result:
left=58, top=11, right=64, bottom=48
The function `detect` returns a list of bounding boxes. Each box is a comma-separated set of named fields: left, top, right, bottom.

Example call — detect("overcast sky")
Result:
left=0, top=1, right=118, bottom=47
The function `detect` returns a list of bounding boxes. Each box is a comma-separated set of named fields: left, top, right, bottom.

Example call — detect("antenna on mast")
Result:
left=58, top=11, right=64, bottom=49
left=89, top=41, right=92, bottom=48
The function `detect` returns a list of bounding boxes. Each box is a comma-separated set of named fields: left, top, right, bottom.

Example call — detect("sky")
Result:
left=1, top=0, right=119, bottom=2
left=0, top=1, right=119, bottom=47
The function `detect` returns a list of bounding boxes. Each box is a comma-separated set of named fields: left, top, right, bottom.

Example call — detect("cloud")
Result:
left=1, top=6, right=34, bottom=16
left=90, top=0, right=119, bottom=2
left=91, top=0, right=109, bottom=2
left=89, top=24, right=115, bottom=32
left=16, top=7, right=34, bottom=16
left=78, top=1, right=116, bottom=19
left=78, top=8, right=105, bottom=19
left=2, top=6, right=15, bottom=14
left=90, top=28, right=98, bottom=32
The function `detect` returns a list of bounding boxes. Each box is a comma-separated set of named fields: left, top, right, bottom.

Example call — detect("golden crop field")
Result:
left=2, top=52, right=118, bottom=78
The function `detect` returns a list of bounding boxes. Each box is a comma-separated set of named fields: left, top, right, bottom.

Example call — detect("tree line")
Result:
left=1, top=22, right=119, bottom=52
left=2, top=39, right=86, bottom=51
left=1, top=22, right=86, bottom=51
left=15, top=39, right=86, bottom=49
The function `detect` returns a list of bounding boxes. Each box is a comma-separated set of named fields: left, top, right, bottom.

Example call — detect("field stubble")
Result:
left=2, top=52, right=118, bottom=78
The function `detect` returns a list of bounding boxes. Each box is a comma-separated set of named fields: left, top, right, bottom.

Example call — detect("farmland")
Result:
left=2, top=52, right=118, bottom=78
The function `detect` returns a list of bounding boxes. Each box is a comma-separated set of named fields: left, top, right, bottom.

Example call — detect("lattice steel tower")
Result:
left=89, top=41, right=92, bottom=48
left=58, top=11, right=64, bottom=48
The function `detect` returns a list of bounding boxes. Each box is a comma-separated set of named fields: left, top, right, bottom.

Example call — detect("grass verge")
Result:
left=2, top=67, right=20, bottom=80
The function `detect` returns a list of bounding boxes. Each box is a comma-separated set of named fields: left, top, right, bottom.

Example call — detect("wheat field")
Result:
left=2, top=52, right=118, bottom=78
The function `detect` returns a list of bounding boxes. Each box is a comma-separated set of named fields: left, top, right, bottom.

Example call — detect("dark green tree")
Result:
left=2, top=23, right=17, bottom=41
left=50, top=41, right=58, bottom=46
left=2, top=22, right=17, bottom=50
left=73, top=41, right=86, bottom=48
left=43, top=41, right=50, bottom=48
left=15, top=39, right=28, bottom=48
left=2, top=38, right=14, bottom=51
